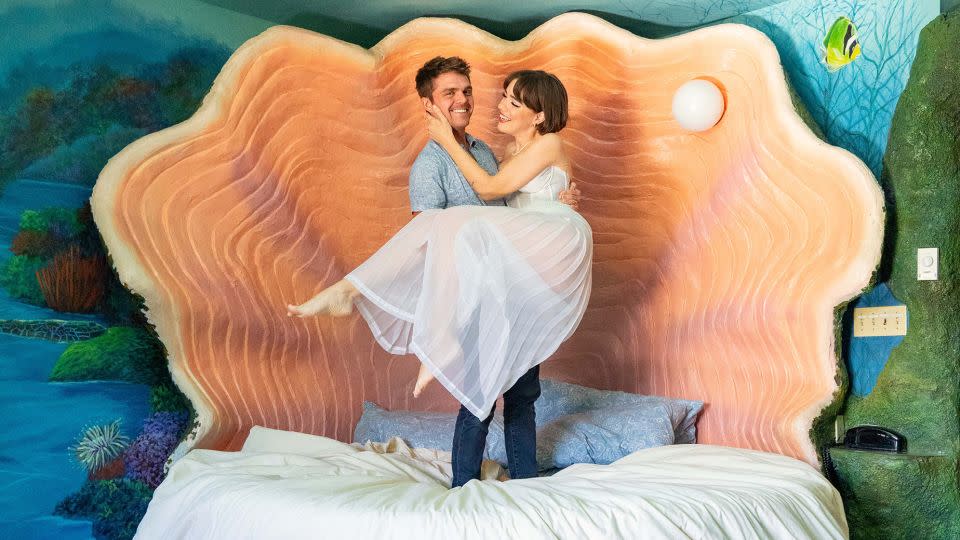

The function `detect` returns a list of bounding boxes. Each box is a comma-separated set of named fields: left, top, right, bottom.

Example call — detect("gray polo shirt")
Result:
left=409, top=134, right=507, bottom=211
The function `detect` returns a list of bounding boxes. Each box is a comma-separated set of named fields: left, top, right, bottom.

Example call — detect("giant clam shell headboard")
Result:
left=91, top=13, right=883, bottom=466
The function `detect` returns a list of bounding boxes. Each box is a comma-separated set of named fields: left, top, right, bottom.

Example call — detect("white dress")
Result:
left=345, top=166, right=593, bottom=418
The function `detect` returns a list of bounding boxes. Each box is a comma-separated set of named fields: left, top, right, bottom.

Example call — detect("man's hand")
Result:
left=558, top=181, right=581, bottom=210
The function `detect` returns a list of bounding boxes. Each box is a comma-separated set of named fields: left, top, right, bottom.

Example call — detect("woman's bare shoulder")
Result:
left=535, top=133, right=564, bottom=151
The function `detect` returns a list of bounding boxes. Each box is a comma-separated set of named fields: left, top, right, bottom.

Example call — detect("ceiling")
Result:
left=197, top=0, right=788, bottom=46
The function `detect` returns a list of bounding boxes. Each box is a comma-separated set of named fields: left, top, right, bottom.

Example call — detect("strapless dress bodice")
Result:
left=506, top=166, right=570, bottom=212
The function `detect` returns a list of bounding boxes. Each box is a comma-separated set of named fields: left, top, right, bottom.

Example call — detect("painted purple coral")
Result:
left=123, top=411, right=189, bottom=488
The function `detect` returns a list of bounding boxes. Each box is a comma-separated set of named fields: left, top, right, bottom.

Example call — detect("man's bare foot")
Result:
left=287, top=279, right=358, bottom=318
left=413, top=363, right=435, bottom=397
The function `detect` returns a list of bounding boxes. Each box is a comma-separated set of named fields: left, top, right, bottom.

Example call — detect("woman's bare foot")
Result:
left=413, top=363, right=435, bottom=397
left=287, top=279, right=358, bottom=318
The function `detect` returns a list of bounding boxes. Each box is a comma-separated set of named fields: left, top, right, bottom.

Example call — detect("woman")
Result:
left=287, top=70, right=592, bottom=424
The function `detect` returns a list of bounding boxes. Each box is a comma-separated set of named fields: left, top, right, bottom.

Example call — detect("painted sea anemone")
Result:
left=71, top=419, right=130, bottom=472
left=124, top=411, right=190, bottom=488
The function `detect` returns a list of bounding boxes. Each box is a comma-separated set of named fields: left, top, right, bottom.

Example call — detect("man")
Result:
left=408, top=56, right=579, bottom=488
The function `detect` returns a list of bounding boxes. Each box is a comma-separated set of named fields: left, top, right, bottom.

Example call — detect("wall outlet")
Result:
left=853, top=305, right=908, bottom=337
left=918, top=247, right=938, bottom=280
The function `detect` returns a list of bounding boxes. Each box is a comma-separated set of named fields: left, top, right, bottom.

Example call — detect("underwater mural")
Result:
left=0, top=0, right=955, bottom=539
left=0, top=1, right=267, bottom=538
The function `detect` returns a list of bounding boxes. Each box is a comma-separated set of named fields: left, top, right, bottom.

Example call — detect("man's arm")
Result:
left=409, top=151, right=446, bottom=216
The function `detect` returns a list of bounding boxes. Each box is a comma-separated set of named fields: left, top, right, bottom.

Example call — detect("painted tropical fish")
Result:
left=822, top=16, right=862, bottom=72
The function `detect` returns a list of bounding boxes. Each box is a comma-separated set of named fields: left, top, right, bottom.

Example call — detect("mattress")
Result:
left=134, top=426, right=848, bottom=539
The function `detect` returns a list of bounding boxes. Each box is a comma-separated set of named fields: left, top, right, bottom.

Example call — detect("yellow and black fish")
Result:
left=822, top=16, right=861, bottom=72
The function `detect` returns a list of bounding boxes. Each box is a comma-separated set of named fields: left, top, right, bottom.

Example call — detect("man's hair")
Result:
left=503, top=70, right=568, bottom=135
left=416, top=56, right=471, bottom=99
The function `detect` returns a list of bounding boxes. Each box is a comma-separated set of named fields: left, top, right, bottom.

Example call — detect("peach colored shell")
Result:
left=91, top=14, right=883, bottom=466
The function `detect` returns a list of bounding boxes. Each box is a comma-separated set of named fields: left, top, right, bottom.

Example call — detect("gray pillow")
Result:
left=537, top=379, right=704, bottom=445
left=353, top=379, right=704, bottom=470
left=353, top=401, right=505, bottom=459
left=537, top=406, right=676, bottom=468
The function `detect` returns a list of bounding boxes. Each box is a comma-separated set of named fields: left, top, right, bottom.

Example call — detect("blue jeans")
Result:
left=451, top=365, right=540, bottom=487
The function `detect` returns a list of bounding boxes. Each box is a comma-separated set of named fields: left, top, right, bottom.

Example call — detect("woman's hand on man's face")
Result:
left=425, top=104, right=456, bottom=148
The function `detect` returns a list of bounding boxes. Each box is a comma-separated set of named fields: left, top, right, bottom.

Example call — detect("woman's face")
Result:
left=496, top=80, right=540, bottom=136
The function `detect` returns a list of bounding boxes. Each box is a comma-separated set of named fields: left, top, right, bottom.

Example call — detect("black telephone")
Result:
left=843, top=425, right=907, bottom=453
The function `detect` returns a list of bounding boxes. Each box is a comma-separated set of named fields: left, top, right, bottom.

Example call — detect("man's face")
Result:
left=424, top=72, right=473, bottom=131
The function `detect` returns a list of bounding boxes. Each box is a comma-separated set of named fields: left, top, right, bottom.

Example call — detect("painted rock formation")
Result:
left=91, top=14, right=883, bottom=465
left=834, top=9, right=960, bottom=537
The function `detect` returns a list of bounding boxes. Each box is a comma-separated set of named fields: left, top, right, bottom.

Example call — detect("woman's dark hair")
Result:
left=503, top=70, right=568, bottom=134
left=416, top=56, right=471, bottom=98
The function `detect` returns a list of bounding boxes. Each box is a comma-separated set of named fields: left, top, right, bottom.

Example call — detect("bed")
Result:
left=134, top=427, right=847, bottom=539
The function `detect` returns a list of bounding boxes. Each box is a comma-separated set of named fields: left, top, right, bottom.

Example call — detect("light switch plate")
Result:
left=853, top=305, right=908, bottom=337
left=918, top=247, right=938, bottom=280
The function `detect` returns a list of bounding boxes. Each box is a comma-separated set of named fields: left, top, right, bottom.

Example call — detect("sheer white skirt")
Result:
left=345, top=202, right=592, bottom=418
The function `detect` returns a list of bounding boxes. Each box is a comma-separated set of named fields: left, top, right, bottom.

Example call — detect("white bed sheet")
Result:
left=135, top=426, right=848, bottom=539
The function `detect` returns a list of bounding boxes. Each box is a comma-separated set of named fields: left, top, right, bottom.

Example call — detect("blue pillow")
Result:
left=353, top=401, right=505, bottom=459
left=536, top=406, right=676, bottom=468
left=353, top=379, right=704, bottom=470
left=537, top=379, right=704, bottom=445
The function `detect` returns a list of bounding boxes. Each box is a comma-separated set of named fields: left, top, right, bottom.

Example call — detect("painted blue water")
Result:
left=0, top=179, right=152, bottom=539
left=0, top=179, right=93, bottom=249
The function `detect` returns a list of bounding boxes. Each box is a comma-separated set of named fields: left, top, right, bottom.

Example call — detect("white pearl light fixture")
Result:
left=672, top=79, right=725, bottom=132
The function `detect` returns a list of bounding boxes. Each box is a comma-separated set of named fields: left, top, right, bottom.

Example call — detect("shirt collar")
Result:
left=464, top=133, right=479, bottom=148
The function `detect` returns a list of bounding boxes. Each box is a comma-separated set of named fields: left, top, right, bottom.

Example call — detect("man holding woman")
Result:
left=287, top=56, right=592, bottom=487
